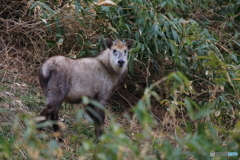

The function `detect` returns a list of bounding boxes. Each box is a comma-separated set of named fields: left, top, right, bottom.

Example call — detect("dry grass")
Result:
left=0, top=0, right=101, bottom=80
left=1, top=1, right=239, bottom=159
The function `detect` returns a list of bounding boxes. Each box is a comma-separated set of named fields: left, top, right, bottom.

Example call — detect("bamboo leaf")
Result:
left=41, top=2, right=54, bottom=15
left=30, top=1, right=39, bottom=11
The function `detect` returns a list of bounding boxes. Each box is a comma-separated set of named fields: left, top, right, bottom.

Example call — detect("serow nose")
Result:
left=117, top=60, right=125, bottom=67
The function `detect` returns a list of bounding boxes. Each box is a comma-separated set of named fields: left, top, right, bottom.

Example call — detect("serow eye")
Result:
left=113, top=49, right=117, bottom=53
left=124, top=50, right=127, bottom=56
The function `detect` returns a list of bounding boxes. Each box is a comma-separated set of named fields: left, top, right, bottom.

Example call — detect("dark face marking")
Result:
left=113, top=49, right=117, bottom=56
left=117, top=59, right=125, bottom=67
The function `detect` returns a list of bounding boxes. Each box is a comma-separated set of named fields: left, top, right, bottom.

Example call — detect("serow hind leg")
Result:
left=37, top=102, right=63, bottom=142
left=37, top=104, right=53, bottom=131
left=50, top=108, right=64, bottom=142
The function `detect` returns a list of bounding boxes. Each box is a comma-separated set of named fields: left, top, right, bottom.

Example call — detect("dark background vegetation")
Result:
left=0, top=0, right=240, bottom=159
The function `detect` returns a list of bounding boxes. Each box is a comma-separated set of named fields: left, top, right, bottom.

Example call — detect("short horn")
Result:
left=113, top=39, right=118, bottom=45
left=122, top=39, right=126, bottom=45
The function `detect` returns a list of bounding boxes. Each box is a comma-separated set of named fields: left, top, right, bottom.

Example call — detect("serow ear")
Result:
left=125, top=39, right=135, bottom=49
left=105, top=38, right=113, bottom=49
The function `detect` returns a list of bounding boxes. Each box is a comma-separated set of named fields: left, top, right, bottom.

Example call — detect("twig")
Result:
left=19, top=149, right=27, bottom=159
left=216, top=43, right=231, bottom=54
left=117, top=91, right=133, bottom=108
left=133, top=59, right=151, bottom=88
left=186, top=72, right=215, bottom=85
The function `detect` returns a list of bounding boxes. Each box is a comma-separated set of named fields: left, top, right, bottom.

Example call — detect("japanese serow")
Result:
left=37, top=39, right=134, bottom=140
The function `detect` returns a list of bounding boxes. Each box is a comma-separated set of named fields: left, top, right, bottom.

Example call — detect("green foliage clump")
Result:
left=0, top=0, right=239, bottom=159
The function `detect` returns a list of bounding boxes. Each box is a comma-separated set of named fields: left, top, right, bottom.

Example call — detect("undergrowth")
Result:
left=0, top=0, right=240, bottom=159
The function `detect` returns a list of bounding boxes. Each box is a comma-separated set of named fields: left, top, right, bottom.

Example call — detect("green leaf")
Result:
left=82, top=96, right=90, bottom=105
left=130, top=42, right=141, bottom=53
left=230, top=54, right=238, bottom=63
left=184, top=98, right=199, bottom=120
left=171, top=28, right=180, bottom=43
left=194, top=106, right=210, bottom=120
left=207, top=123, right=218, bottom=140
left=133, top=100, right=154, bottom=129
left=30, top=1, right=39, bottom=11
left=41, top=2, right=54, bottom=15
left=40, top=4, right=47, bottom=19
left=57, top=38, right=64, bottom=45
left=124, top=24, right=131, bottom=33
left=76, top=109, right=84, bottom=122
left=46, top=40, right=56, bottom=47
left=185, top=38, right=193, bottom=45
left=75, top=0, right=81, bottom=14
left=107, top=27, right=119, bottom=34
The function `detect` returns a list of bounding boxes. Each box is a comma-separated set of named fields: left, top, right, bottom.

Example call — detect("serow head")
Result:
left=105, top=39, right=134, bottom=70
